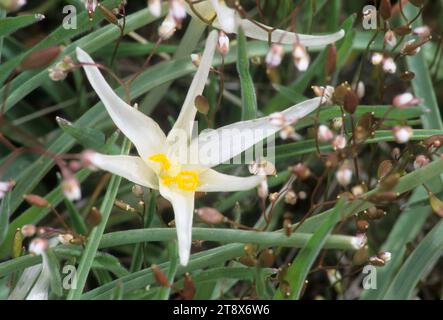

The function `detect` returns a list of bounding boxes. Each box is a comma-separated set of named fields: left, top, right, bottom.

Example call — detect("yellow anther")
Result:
left=149, top=153, right=171, bottom=171
left=176, top=171, right=199, bottom=191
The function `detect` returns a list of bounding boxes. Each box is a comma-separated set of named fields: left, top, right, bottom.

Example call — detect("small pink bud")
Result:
left=393, top=92, right=420, bottom=108
left=190, top=53, right=201, bottom=67
left=382, top=57, right=397, bottom=74
left=292, top=43, right=310, bottom=72
left=413, top=155, right=429, bottom=169
left=62, top=177, right=81, bottom=201
left=21, top=224, right=37, bottom=238
left=217, top=31, right=230, bottom=55
left=265, top=44, right=284, bottom=68
left=336, top=165, right=353, bottom=186
left=384, top=30, right=397, bottom=47
left=29, top=238, right=48, bottom=255
left=317, top=125, right=334, bottom=142
left=393, top=126, right=413, bottom=144
left=169, top=0, right=186, bottom=25
left=196, top=207, right=225, bottom=225
left=413, top=25, right=431, bottom=37
left=332, top=135, right=347, bottom=150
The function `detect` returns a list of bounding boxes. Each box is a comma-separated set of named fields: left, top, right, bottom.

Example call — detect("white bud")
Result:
left=413, top=25, right=430, bottom=37
left=217, top=31, right=230, bottom=55
left=393, top=126, right=413, bottom=144
left=292, top=43, right=310, bottom=72
left=62, top=177, right=81, bottom=201
left=83, top=0, right=97, bottom=13
left=190, top=53, right=201, bottom=67
left=413, top=155, right=429, bottom=169
left=265, top=44, right=284, bottom=68
left=317, top=125, right=334, bottom=142
left=336, top=165, right=353, bottom=186
left=352, top=233, right=367, bottom=249
left=148, top=0, right=162, bottom=17
left=392, top=92, right=420, bottom=108
left=352, top=81, right=365, bottom=99
left=29, top=238, right=48, bottom=255
left=21, top=224, right=37, bottom=238
left=158, top=15, right=177, bottom=40
left=382, top=57, right=397, bottom=74
left=371, top=52, right=384, bottom=65
left=332, top=117, right=343, bottom=130
left=384, top=30, right=397, bottom=48
left=169, top=0, right=186, bottom=24
left=332, top=135, right=347, bottom=150
left=298, top=191, right=307, bottom=200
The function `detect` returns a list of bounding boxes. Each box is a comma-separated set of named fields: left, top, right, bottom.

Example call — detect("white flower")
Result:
left=183, top=0, right=345, bottom=46
left=382, top=57, right=397, bottom=74
left=148, top=0, right=162, bottom=17
left=393, top=126, right=412, bottom=144
left=75, top=31, right=322, bottom=265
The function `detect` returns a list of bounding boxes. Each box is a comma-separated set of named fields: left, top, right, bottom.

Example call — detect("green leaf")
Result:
left=383, top=219, right=443, bottom=299
left=63, top=197, right=87, bottom=235
left=237, top=27, right=257, bottom=121
left=56, top=116, right=105, bottom=149
left=0, top=14, right=45, bottom=37
left=273, top=198, right=345, bottom=300
left=0, top=192, right=10, bottom=245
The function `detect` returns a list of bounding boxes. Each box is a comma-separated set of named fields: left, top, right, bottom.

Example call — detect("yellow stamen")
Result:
left=149, top=153, right=171, bottom=171
left=148, top=153, right=199, bottom=191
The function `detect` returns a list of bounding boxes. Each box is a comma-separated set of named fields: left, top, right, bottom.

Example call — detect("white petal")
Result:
left=159, top=184, right=194, bottom=266
left=240, top=19, right=345, bottom=47
left=194, top=97, right=322, bottom=167
left=167, top=30, right=218, bottom=145
left=197, top=169, right=264, bottom=192
left=8, top=264, right=42, bottom=300
left=26, top=253, right=51, bottom=300
left=210, top=0, right=237, bottom=33
left=89, top=153, right=159, bottom=189
left=76, top=47, right=167, bottom=160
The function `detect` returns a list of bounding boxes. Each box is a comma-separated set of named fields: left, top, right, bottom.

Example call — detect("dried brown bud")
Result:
left=325, top=44, right=337, bottom=77
left=400, top=71, right=415, bottom=81
left=194, top=95, right=210, bottom=115
left=363, top=207, right=387, bottom=220
left=424, top=134, right=443, bottom=148
left=239, top=256, right=257, bottom=267
left=181, top=273, right=195, bottom=300
left=356, top=219, right=370, bottom=232
left=394, top=24, right=412, bottom=36
left=367, top=191, right=398, bottom=203
left=380, top=0, right=392, bottom=20
left=332, top=82, right=351, bottom=105
left=19, top=46, right=62, bottom=70
left=151, top=264, right=170, bottom=287
left=379, top=174, right=400, bottom=191
left=24, top=194, right=50, bottom=208
left=86, top=206, right=102, bottom=228
left=344, top=89, right=359, bottom=114
left=257, top=249, right=275, bottom=268
left=196, top=207, right=225, bottom=225
left=369, top=256, right=385, bottom=267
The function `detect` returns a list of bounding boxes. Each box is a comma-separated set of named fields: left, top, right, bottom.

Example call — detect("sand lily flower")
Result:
left=76, top=30, right=323, bottom=266
left=184, top=0, right=344, bottom=46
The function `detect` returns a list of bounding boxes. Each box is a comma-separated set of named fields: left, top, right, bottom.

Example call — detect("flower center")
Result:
left=149, top=153, right=199, bottom=191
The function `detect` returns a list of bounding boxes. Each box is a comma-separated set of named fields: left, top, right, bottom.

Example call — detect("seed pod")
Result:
left=12, top=228, right=23, bottom=258
left=369, top=256, right=385, bottom=267
left=380, top=0, right=392, bottom=20
left=367, top=191, right=398, bottom=203
left=196, top=207, right=225, bottom=225
left=377, top=160, right=393, bottom=180
left=325, top=44, right=336, bottom=77
left=379, top=174, right=400, bottom=191
left=194, top=95, right=210, bottom=115
left=429, top=193, right=443, bottom=217
left=181, top=273, right=195, bottom=300
left=343, top=89, right=359, bottom=114
left=151, top=264, right=170, bottom=287
left=363, top=207, right=386, bottom=220
left=394, top=24, right=412, bottom=36
left=400, top=71, right=415, bottom=81
left=19, top=46, right=62, bottom=70
left=258, top=249, right=275, bottom=268
left=239, top=256, right=257, bottom=267
left=352, top=245, right=369, bottom=266
left=24, top=194, right=50, bottom=208
left=86, top=206, right=102, bottom=228
left=356, top=220, right=369, bottom=232
left=114, top=199, right=136, bottom=212
left=97, top=3, right=119, bottom=26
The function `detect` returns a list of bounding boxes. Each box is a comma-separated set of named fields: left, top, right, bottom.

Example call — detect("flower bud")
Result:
left=344, top=89, right=359, bottom=114
left=369, top=255, right=385, bottom=267
left=151, top=264, right=170, bottom=287
left=352, top=81, right=365, bottom=99
left=268, top=112, right=286, bottom=127
left=371, top=52, right=383, bottom=65
left=148, top=0, right=162, bottom=17
left=190, top=53, right=201, bottom=67
left=290, top=163, right=311, bottom=180
left=292, top=43, right=310, bottom=72
left=380, top=0, right=392, bottom=20
left=86, top=207, right=102, bottom=227
left=265, top=44, right=284, bottom=69
left=393, top=92, right=420, bottom=108
left=298, top=191, right=307, bottom=200
left=377, top=251, right=392, bottom=262
left=29, top=238, right=48, bottom=255
left=24, top=194, right=49, bottom=208
left=413, top=25, right=430, bottom=37
left=401, top=37, right=431, bottom=56
left=158, top=15, right=177, bottom=40
left=394, top=24, right=412, bottom=36
left=336, top=165, right=352, bottom=186
left=62, top=177, right=81, bottom=201
left=413, top=155, right=429, bottom=169
left=269, top=192, right=279, bottom=202
left=284, top=190, right=297, bottom=205
left=217, top=31, right=230, bottom=55
left=363, top=207, right=387, bottom=220
left=48, top=55, right=74, bottom=81
left=196, top=207, right=225, bottom=225
left=392, top=126, right=412, bottom=144
left=257, top=249, right=275, bottom=268
left=325, top=44, right=336, bottom=77
left=20, top=46, right=62, bottom=70
left=0, top=180, right=15, bottom=199
left=194, top=95, right=210, bottom=115
left=169, top=0, right=186, bottom=25
left=83, top=0, right=97, bottom=14
left=58, top=233, right=74, bottom=245
left=356, top=219, right=369, bottom=232
left=181, top=273, right=195, bottom=300
left=382, top=57, right=397, bottom=74
left=332, top=135, right=347, bottom=150
left=332, top=117, right=343, bottom=130
left=384, top=30, right=397, bottom=47
left=317, top=125, right=334, bottom=142
left=21, top=224, right=36, bottom=238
